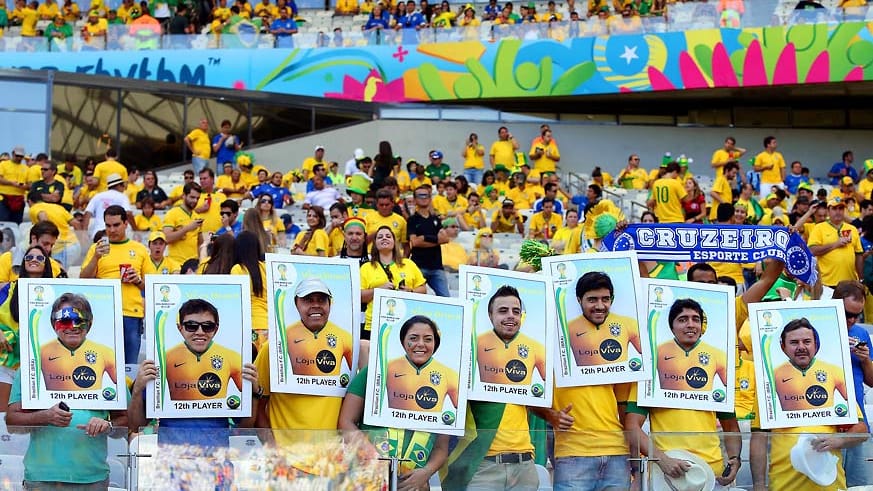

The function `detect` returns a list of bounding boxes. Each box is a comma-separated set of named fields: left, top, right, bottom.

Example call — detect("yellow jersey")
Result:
left=284, top=320, right=353, bottom=376
left=432, top=195, right=468, bottom=218
left=567, top=311, right=640, bottom=367
left=754, top=150, right=786, bottom=184
left=81, top=238, right=149, bottom=318
left=134, top=214, right=163, bottom=232
left=359, top=260, right=426, bottom=333
left=143, top=256, right=181, bottom=275
left=185, top=128, right=211, bottom=159
left=489, top=140, right=516, bottom=169
left=93, top=159, right=128, bottom=192
left=165, top=341, right=242, bottom=401
left=528, top=211, right=562, bottom=240
left=162, top=206, right=202, bottom=264
left=773, top=358, right=848, bottom=412
left=709, top=174, right=733, bottom=220
left=0, top=159, right=27, bottom=195
left=365, top=212, right=407, bottom=243
left=807, top=221, right=862, bottom=286
left=293, top=228, right=330, bottom=256
left=230, top=262, right=267, bottom=330
left=463, top=144, right=486, bottom=170
left=710, top=148, right=741, bottom=180
left=656, top=339, right=727, bottom=393
left=505, top=186, right=538, bottom=210
left=41, top=338, right=117, bottom=391
left=650, top=177, right=688, bottom=223
left=553, top=383, right=630, bottom=458
left=386, top=356, right=459, bottom=412
left=476, top=330, right=546, bottom=386
left=529, top=141, right=560, bottom=173
left=0, top=252, right=64, bottom=282
left=616, top=168, right=648, bottom=190
left=196, top=191, right=228, bottom=234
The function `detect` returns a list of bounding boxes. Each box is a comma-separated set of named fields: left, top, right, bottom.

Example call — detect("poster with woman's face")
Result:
left=749, top=300, right=857, bottom=429
left=460, top=266, right=555, bottom=407
left=363, top=290, right=471, bottom=436
left=637, top=279, right=736, bottom=413
left=18, top=278, right=126, bottom=410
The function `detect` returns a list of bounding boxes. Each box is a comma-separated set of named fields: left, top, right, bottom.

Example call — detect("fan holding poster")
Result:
left=542, top=252, right=650, bottom=387
left=265, top=254, right=360, bottom=398
left=17, top=279, right=126, bottom=410
left=362, top=290, right=470, bottom=435
left=749, top=300, right=857, bottom=429
left=459, top=266, right=554, bottom=407
left=638, top=279, right=735, bottom=413
left=145, top=276, right=253, bottom=419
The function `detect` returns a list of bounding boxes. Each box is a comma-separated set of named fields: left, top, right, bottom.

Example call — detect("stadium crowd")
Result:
left=1, top=119, right=873, bottom=490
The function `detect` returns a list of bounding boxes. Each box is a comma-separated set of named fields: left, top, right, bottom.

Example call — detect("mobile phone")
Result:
left=99, top=236, right=110, bottom=248
left=722, top=462, right=732, bottom=478
left=58, top=401, right=70, bottom=412
left=859, top=342, right=868, bottom=348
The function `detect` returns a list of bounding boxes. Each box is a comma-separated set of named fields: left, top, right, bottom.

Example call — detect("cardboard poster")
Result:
left=637, top=279, right=735, bottom=412
left=18, top=279, right=126, bottom=410
left=749, top=300, right=857, bottom=429
left=266, top=254, right=360, bottom=397
left=542, top=252, right=650, bottom=387
left=145, top=275, right=252, bottom=418
left=459, top=266, right=554, bottom=407
left=363, top=290, right=470, bottom=436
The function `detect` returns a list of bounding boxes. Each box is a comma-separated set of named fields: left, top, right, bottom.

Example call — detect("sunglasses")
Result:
left=53, top=319, right=88, bottom=331
left=25, top=254, right=46, bottom=262
left=181, top=320, right=218, bottom=333
left=481, top=234, right=493, bottom=238
left=846, top=310, right=863, bottom=321
left=260, top=199, right=272, bottom=204
left=414, top=194, right=430, bottom=199
left=220, top=211, right=232, bottom=217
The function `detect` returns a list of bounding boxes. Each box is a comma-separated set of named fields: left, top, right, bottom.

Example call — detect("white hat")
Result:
left=353, top=148, right=365, bottom=160
left=790, top=434, right=838, bottom=487
left=106, top=173, right=125, bottom=189
left=294, top=278, right=332, bottom=299
left=650, top=449, right=715, bottom=491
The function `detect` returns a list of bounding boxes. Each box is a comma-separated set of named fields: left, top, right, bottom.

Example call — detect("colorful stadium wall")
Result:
left=2, top=21, right=872, bottom=102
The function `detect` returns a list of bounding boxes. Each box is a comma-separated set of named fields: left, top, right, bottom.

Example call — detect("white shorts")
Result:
left=0, top=365, right=14, bottom=384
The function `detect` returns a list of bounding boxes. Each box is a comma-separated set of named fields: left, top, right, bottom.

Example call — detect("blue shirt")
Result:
left=829, top=162, right=859, bottom=185
left=484, top=3, right=500, bottom=17
left=848, top=324, right=873, bottom=429
left=251, top=183, right=292, bottom=209
left=9, top=370, right=111, bottom=484
left=364, top=16, right=389, bottom=30
left=305, top=176, right=333, bottom=193
left=533, top=197, right=564, bottom=215
left=211, top=133, right=239, bottom=166
left=397, top=11, right=424, bottom=43
left=270, top=18, right=298, bottom=48
left=215, top=220, right=242, bottom=237
left=783, top=173, right=809, bottom=195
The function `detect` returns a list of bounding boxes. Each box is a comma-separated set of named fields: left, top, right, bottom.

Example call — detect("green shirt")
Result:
left=424, top=163, right=452, bottom=181
left=44, top=22, right=73, bottom=38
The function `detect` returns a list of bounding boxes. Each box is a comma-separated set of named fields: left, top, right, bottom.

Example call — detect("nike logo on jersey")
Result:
left=663, top=356, right=675, bottom=361
left=781, top=378, right=792, bottom=383
left=394, top=373, right=406, bottom=378
left=484, top=347, right=496, bottom=352
left=48, top=356, right=60, bottom=361
left=575, top=332, right=586, bottom=337
left=174, top=362, right=186, bottom=368
left=294, top=339, right=305, bottom=344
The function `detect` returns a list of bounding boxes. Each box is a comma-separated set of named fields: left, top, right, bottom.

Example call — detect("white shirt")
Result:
left=304, top=187, right=341, bottom=209
left=344, top=157, right=360, bottom=177
left=84, top=189, right=131, bottom=239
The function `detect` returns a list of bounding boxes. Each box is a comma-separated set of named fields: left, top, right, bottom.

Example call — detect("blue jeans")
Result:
left=123, top=316, right=144, bottom=364
left=554, top=455, right=630, bottom=491
left=0, top=199, right=24, bottom=224
left=420, top=267, right=450, bottom=297
left=465, top=168, right=484, bottom=187
left=843, top=435, right=873, bottom=487
left=191, top=156, right=209, bottom=174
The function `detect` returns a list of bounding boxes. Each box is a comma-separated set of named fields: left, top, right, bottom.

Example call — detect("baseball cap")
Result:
left=148, top=231, right=167, bottom=243
left=842, top=176, right=855, bottom=185
left=797, top=182, right=813, bottom=193
left=295, top=278, right=333, bottom=298
left=106, top=173, right=124, bottom=188
left=354, top=148, right=365, bottom=160
left=12, top=146, right=24, bottom=156
left=827, top=197, right=846, bottom=208
left=502, top=198, right=514, bottom=207
left=429, top=150, right=443, bottom=160
left=315, top=145, right=325, bottom=152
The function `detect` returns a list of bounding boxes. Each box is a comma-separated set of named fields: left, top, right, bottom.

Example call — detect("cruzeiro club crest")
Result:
left=211, top=355, right=224, bottom=370
left=518, top=344, right=529, bottom=359
left=326, top=334, right=337, bottom=348
left=609, top=323, right=621, bottom=337
left=698, top=352, right=710, bottom=367
left=430, top=371, right=441, bottom=386
left=85, top=350, right=97, bottom=364
left=816, top=370, right=827, bottom=383
left=739, top=378, right=750, bottom=390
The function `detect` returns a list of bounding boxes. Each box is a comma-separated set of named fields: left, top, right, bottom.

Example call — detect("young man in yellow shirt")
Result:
left=162, top=182, right=204, bottom=264
left=527, top=197, right=562, bottom=240
left=185, top=118, right=212, bottom=174
left=711, top=136, right=746, bottom=180
left=754, top=135, right=786, bottom=196
left=647, top=162, right=688, bottom=223
left=807, top=197, right=863, bottom=287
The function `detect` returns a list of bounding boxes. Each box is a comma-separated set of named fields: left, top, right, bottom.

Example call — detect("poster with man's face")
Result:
left=145, top=275, right=252, bottom=418
left=18, top=278, right=126, bottom=410
left=543, top=252, right=650, bottom=387
left=460, top=266, right=555, bottom=407
left=266, top=254, right=360, bottom=397
left=363, top=290, right=471, bottom=436
left=637, top=279, right=735, bottom=412
left=749, top=300, right=857, bottom=429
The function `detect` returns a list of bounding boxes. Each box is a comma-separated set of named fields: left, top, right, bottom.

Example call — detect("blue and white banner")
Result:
left=601, top=224, right=818, bottom=285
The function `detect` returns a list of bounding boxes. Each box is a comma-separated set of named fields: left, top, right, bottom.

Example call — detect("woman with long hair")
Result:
left=359, top=226, right=426, bottom=365
left=292, top=206, right=329, bottom=257
left=683, top=177, right=707, bottom=223
left=372, top=140, right=394, bottom=191
left=0, top=245, right=52, bottom=411
left=467, top=227, right=500, bottom=268
left=232, top=231, right=268, bottom=349
left=454, top=175, right=472, bottom=197
left=256, top=195, right=286, bottom=250
left=480, top=169, right=495, bottom=188
left=242, top=208, right=270, bottom=257
left=201, top=234, right=236, bottom=274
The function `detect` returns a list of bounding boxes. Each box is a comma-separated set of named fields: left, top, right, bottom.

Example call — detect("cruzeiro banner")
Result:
left=601, top=224, right=818, bottom=285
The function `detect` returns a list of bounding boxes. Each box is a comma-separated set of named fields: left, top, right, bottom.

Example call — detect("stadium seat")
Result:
left=536, top=463, right=552, bottom=490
